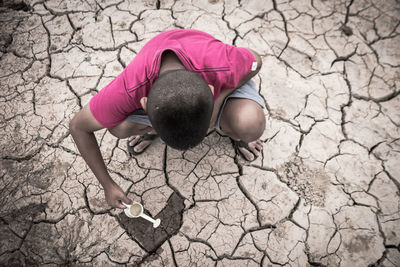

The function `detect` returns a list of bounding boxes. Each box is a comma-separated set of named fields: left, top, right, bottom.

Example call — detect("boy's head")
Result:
left=145, top=69, right=214, bottom=150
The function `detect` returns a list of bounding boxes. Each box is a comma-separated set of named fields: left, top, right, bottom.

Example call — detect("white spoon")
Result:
left=122, top=202, right=161, bottom=228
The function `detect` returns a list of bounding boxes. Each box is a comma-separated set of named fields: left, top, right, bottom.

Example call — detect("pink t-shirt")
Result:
left=90, top=29, right=256, bottom=129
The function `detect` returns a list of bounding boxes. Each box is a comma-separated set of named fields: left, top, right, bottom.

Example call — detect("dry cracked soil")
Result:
left=0, top=0, right=399, bottom=266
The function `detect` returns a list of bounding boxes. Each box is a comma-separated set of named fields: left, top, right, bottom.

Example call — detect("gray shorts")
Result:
left=126, top=79, right=265, bottom=133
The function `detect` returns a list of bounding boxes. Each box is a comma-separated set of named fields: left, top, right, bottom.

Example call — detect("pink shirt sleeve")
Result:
left=89, top=72, right=139, bottom=129
left=226, top=46, right=256, bottom=89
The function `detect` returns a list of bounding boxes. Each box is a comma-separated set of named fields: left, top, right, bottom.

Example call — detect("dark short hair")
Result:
left=147, top=69, right=214, bottom=150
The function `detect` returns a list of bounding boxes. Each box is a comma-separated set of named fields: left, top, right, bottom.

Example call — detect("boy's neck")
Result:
left=159, top=50, right=185, bottom=75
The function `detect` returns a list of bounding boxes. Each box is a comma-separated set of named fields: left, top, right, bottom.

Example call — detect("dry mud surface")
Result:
left=1, top=0, right=399, bottom=266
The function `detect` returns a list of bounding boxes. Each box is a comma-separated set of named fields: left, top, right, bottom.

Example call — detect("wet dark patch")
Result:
left=118, top=192, right=184, bottom=252
left=29, top=163, right=56, bottom=190
left=1, top=160, right=37, bottom=199
left=0, top=219, right=21, bottom=254
left=1, top=203, right=47, bottom=233
left=1, top=251, right=39, bottom=266
left=344, top=234, right=374, bottom=253
left=0, top=33, right=12, bottom=52
left=2, top=202, right=47, bottom=220
left=340, top=25, right=353, bottom=36
left=0, top=0, right=31, bottom=11
left=0, top=203, right=47, bottom=264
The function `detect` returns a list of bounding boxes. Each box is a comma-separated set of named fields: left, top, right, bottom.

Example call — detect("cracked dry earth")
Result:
left=0, top=0, right=399, bottom=266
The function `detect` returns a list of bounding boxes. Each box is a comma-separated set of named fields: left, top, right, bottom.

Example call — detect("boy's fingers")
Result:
left=115, top=201, right=125, bottom=209
left=116, top=197, right=128, bottom=209
left=113, top=195, right=132, bottom=209
left=122, top=195, right=133, bottom=205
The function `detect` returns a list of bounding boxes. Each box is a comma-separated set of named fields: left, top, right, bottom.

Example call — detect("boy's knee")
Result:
left=109, top=126, right=129, bottom=139
left=234, top=109, right=265, bottom=142
left=222, top=101, right=265, bottom=142
left=109, top=121, right=151, bottom=139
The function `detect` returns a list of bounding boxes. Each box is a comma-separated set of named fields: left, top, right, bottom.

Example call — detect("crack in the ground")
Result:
left=1, top=0, right=399, bottom=265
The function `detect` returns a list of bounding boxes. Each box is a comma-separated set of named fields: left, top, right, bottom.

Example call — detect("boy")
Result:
left=70, top=29, right=265, bottom=209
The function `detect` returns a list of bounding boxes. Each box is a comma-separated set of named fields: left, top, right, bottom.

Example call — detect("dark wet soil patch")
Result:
left=0, top=0, right=31, bottom=11
left=118, top=192, right=184, bottom=252
left=0, top=203, right=47, bottom=265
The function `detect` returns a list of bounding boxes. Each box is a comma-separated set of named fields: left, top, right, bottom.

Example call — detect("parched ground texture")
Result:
left=0, top=0, right=399, bottom=266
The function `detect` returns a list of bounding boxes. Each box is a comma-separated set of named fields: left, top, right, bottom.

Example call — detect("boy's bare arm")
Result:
left=237, top=48, right=263, bottom=88
left=69, top=104, right=132, bottom=209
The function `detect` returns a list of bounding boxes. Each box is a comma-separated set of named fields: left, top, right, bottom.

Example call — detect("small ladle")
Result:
left=122, top=202, right=161, bottom=228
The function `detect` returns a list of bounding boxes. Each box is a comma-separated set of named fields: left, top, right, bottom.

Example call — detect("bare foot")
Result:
left=236, top=139, right=263, bottom=161
left=128, top=131, right=158, bottom=154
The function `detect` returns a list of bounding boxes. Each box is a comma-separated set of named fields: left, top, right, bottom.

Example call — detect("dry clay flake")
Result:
left=278, top=157, right=330, bottom=207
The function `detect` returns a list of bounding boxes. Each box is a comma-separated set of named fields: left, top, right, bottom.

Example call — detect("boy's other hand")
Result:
left=104, top=181, right=132, bottom=209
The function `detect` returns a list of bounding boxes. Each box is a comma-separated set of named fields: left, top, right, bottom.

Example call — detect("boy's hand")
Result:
left=104, top=181, right=132, bottom=209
